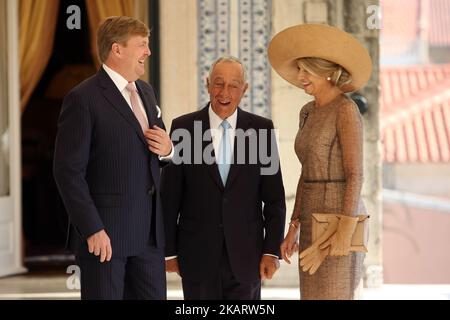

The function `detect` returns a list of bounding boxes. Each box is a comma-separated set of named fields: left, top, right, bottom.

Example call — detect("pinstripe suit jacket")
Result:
left=54, top=67, right=166, bottom=257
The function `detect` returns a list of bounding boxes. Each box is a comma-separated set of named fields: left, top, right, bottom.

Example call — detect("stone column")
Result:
left=159, top=0, right=198, bottom=287
left=159, top=0, right=199, bottom=128
left=339, top=0, right=382, bottom=288
left=270, top=0, right=307, bottom=288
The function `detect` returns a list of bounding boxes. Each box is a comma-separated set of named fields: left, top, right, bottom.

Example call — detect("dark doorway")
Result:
left=21, top=0, right=95, bottom=267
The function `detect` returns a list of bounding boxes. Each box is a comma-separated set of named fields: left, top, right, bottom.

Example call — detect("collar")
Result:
left=208, top=104, right=238, bottom=129
left=102, top=63, right=136, bottom=92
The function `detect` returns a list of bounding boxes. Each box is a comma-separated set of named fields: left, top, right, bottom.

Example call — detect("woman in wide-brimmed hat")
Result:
left=268, top=24, right=372, bottom=300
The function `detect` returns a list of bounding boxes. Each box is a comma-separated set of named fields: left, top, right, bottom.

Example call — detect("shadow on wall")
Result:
left=383, top=199, right=450, bottom=284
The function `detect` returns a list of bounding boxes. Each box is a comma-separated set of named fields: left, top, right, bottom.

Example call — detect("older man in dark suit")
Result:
left=53, top=16, right=172, bottom=300
left=162, top=56, right=286, bottom=300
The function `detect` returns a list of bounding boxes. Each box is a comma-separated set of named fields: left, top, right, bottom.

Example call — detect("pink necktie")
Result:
left=126, top=83, right=149, bottom=132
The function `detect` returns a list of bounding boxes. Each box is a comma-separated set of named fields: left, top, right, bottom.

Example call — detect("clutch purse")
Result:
left=312, top=213, right=370, bottom=253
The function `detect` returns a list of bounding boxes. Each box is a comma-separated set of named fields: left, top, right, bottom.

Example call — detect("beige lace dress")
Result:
left=293, top=94, right=366, bottom=300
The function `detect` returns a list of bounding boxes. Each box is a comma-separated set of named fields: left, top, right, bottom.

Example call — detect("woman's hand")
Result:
left=280, top=223, right=300, bottom=264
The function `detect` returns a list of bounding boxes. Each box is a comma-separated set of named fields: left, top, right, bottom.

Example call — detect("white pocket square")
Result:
left=156, top=105, right=162, bottom=118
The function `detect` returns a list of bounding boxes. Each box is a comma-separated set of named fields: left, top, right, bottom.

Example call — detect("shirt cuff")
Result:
left=165, top=255, right=177, bottom=261
left=264, top=253, right=279, bottom=259
left=159, top=142, right=174, bottom=161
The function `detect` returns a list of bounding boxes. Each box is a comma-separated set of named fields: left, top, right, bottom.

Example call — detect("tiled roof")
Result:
left=429, top=0, right=450, bottom=46
left=381, top=65, right=450, bottom=163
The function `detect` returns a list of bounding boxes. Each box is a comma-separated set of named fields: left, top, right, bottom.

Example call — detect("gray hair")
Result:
left=208, top=55, right=248, bottom=83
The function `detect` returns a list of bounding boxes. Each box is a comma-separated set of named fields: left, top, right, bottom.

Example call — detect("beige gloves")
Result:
left=320, top=215, right=359, bottom=256
left=299, top=218, right=338, bottom=275
left=299, top=244, right=330, bottom=275
left=299, top=214, right=358, bottom=275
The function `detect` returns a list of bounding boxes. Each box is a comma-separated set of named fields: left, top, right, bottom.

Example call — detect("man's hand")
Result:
left=87, top=229, right=112, bottom=263
left=144, top=126, right=172, bottom=157
left=259, top=255, right=280, bottom=280
left=165, top=258, right=180, bottom=276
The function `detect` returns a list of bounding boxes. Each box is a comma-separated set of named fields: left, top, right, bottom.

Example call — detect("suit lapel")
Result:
left=97, top=68, right=147, bottom=146
left=198, top=105, right=224, bottom=191
left=225, top=108, right=252, bottom=189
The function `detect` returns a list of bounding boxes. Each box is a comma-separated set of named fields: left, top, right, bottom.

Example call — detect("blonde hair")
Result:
left=97, top=16, right=150, bottom=63
left=297, top=57, right=352, bottom=89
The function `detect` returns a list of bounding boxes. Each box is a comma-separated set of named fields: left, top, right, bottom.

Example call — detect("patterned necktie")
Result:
left=125, top=82, right=148, bottom=132
left=218, top=120, right=232, bottom=185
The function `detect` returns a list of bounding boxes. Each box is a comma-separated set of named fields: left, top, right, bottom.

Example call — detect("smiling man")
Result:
left=54, top=16, right=172, bottom=300
left=161, top=56, right=286, bottom=300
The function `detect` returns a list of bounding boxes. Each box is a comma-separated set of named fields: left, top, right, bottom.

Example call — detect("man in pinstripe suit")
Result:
left=54, top=17, right=172, bottom=300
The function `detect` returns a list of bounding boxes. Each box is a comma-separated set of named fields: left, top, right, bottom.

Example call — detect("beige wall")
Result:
left=384, top=163, right=450, bottom=198
left=271, top=0, right=309, bottom=208
left=383, top=163, right=450, bottom=284
left=269, top=0, right=310, bottom=286
left=383, top=202, right=450, bottom=284
left=159, top=0, right=198, bottom=130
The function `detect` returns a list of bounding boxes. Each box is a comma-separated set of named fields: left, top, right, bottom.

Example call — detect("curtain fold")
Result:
left=0, top=0, right=9, bottom=196
left=85, top=0, right=135, bottom=68
left=19, top=0, right=60, bottom=112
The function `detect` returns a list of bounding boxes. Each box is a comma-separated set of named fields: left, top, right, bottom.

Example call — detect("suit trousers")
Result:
left=181, top=244, right=261, bottom=300
left=76, top=245, right=166, bottom=300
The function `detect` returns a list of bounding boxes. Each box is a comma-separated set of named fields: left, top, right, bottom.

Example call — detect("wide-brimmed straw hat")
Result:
left=268, top=24, right=372, bottom=92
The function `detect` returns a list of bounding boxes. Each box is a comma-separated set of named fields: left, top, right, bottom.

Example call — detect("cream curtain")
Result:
left=19, top=0, right=60, bottom=112
left=0, top=0, right=9, bottom=195
left=85, top=0, right=135, bottom=68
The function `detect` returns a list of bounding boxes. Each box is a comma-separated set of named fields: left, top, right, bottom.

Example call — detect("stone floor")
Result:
left=0, top=269, right=449, bottom=300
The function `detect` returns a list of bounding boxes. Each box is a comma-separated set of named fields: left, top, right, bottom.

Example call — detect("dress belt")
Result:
left=304, top=179, right=346, bottom=183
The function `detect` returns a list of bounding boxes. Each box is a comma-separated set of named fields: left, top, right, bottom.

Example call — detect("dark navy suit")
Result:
left=161, top=105, right=286, bottom=299
left=54, top=67, right=167, bottom=299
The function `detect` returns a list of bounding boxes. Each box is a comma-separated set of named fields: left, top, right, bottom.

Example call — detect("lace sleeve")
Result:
left=337, top=101, right=364, bottom=217
left=291, top=174, right=304, bottom=222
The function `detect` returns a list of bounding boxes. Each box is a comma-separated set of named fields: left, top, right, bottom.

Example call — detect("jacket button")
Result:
left=218, top=224, right=223, bottom=229
left=148, top=186, right=155, bottom=196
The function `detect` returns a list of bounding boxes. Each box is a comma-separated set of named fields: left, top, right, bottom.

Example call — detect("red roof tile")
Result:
left=381, top=65, right=450, bottom=163
left=429, top=0, right=450, bottom=46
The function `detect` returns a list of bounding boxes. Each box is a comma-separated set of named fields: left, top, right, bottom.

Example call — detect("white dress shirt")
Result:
left=208, top=104, right=237, bottom=163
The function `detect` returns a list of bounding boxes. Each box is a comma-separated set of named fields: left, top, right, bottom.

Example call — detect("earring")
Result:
left=327, top=77, right=331, bottom=81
